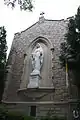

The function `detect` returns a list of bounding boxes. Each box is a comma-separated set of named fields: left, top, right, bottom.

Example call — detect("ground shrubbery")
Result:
left=0, top=105, right=66, bottom=120
left=0, top=110, right=35, bottom=120
left=0, top=105, right=34, bottom=120
left=40, top=116, right=66, bottom=120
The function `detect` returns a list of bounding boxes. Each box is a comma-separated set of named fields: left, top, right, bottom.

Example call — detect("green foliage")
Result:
left=0, top=105, right=35, bottom=120
left=0, top=110, right=33, bottom=120
left=60, top=6, right=80, bottom=69
left=6, top=111, right=24, bottom=120
left=59, top=18, right=78, bottom=67
left=23, top=115, right=35, bottom=120
left=0, top=26, right=7, bottom=101
left=4, top=0, right=33, bottom=11
left=0, top=105, right=66, bottom=120
left=0, top=111, right=24, bottom=120
left=40, top=116, right=66, bottom=120
left=59, top=6, right=80, bottom=86
left=0, top=27, right=7, bottom=68
left=0, top=104, right=8, bottom=119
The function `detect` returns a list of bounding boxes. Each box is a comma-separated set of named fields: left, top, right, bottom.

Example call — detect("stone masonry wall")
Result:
left=3, top=18, right=69, bottom=102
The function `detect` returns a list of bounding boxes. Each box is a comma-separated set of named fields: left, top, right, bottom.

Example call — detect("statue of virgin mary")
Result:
left=31, top=43, right=44, bottom=75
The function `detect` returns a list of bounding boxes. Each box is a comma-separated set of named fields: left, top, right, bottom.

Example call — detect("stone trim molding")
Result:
left=2, top=99, right=79, bottom=105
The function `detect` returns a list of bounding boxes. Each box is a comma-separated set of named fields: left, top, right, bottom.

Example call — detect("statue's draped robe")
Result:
left=31, top=44, right=43, bottom=74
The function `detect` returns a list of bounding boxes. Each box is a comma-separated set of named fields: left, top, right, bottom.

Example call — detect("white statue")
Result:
left=31, top=43, right=44, bottom=75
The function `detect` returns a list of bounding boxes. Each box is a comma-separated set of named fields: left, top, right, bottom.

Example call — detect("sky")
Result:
left=0, top=0, right=80, bottom=57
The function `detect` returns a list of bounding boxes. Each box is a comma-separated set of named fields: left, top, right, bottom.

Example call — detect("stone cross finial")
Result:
left=40, top=12, right=45, bottom=16
left=39, top=12, right=45, bottom=23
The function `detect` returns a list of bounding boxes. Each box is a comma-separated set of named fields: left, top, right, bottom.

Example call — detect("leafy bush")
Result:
left=0, top=104, right=7, bottom=120
left=40, top=116, right=66, bottom=120
left=23, top=115, right=35, bottom=120
left=6, top=111, right=24, bottom=120
left=0, top=106, right=35, bottom=120
left=0, top=105, right=66, bottom=120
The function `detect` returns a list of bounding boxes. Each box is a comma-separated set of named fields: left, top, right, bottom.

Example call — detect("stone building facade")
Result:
left=2, top=16, right=79, bottom=119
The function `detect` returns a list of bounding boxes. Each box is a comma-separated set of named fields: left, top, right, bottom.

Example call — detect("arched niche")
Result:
left=20, top=37, right=53, bottom=89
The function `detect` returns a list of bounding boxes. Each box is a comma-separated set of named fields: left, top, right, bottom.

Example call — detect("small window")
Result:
left=30, top=106, right=36, bottom=117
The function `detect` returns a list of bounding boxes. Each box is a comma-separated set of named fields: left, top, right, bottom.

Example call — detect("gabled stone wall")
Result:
left=3, top=18, right=68, bottom=102
left=2, top=17, right=78, bottom=119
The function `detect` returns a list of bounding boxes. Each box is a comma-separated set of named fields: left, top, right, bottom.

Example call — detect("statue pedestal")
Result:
left=17, top=87, right=55, bottom=100
left=27, top=73, right=41, bottom=88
